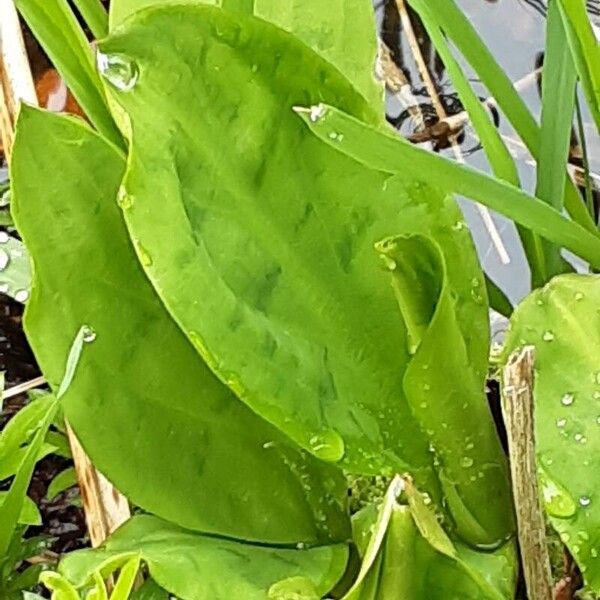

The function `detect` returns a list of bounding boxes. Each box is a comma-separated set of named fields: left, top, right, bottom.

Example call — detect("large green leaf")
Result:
left=98, top=6, right=498, bottom=515
left=377, top=234, right=512, bottom=546
left=503, top=274, right=600, bottom=592
left=59, top=515, right=348, bottom=600
left=108, top=0, right=382, bottom=111
left=10, top=106, right=350, bottom=545
left=295, top=104, right=600, bottom=268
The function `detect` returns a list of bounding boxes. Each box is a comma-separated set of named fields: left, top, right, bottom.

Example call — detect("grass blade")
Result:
left=558, top=0, right=600, bottom=133
left=575, top=96, right=596, bottom=218
left=535, top=0, right=578, bottom=280
left=421, top=0, right=597, bottom=235
left=15, top=0, right=123, bottom=150
left=295, top=105, right=600, bottom=269
left=72, top=0, right=108, bottom=39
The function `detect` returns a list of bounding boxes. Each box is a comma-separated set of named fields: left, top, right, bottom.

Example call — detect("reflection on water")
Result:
left=375, top=0, right=600, bottom=305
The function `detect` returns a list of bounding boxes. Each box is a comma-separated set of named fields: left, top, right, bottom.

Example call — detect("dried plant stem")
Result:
left=501, top=347, right=553, bottom=600
left=2, top=376, right=47, bottom=400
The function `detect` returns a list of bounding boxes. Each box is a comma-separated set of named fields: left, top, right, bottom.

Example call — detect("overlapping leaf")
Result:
left=504, top=274, right=600, bottom=591
left=97, top=7, right=497, bottom=514
left=59, top=515, right=348, bottom=600
left=11, top=106, right=350, bottom=545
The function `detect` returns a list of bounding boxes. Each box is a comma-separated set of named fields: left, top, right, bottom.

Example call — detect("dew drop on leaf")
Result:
left=15, top=289, right=29, bottom=303
left=542, top=330, right=555, bottom=342
left=117, top=186, right=134, bottom=210
left=579, top=496, right=592, bottom=508
left=0, top=249, right=9, bottom=271
left=308, top=429, right=345, bottom=463
left=575, top=292, right=584, bottom=301
left=538, top=467, right=576, bottom=518
left=556, top=418, right=567, bottom=428
left=561, top=393, right=575, bottom=406
left=460, top=456, right=474, bottom=468
left=96, top=52, right=139, bottom=91
left=0, top=231, right=8, bottom=243
left=82, top=326, right=97, bottom=343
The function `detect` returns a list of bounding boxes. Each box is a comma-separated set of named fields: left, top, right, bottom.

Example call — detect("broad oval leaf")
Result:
left=503, top=274, right=600, bottom=591
left=59, top=514, right=349, bottom=600
left=11, top=106, right=350, bottom=544
left=98, top=7, right=489, bottom=505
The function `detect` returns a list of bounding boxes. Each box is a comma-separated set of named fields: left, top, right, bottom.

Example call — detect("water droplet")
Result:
left=556, top=418, right=567, bottom=428
left=594, top=391, right=600, bottom=400
left=82, top=326, right=97, bottom=343
left=560, top=531, right=571, bottom=543
left=538, top=466, right=576, bottom=518
left=536, top=298, right=544, bottom=306
left=135, top=241, right=153, bottom=267
left=465, top=442, right=474, bottom=451
left=574, top=433, right=587, bottom=444
left=117, top=186, right=134, bottom=210
left=542, top=330, right=555, bottom=342
left=0, top=231, right=9, bottom=243
left=251, top=64, right=259, bottom=73
left=452, top=220, right=466, bottom=231
left=579, top=495, right=592, bottom=508
left=460, top=456, right=474, bottom=468
left=0, top=249, right=9, bottom=271
left=561, top=393, right=575, bottom=406
left=575, top=292, right=584, bottom=301
left=422, top=383, right=431, bottom=391
left=0, top=282, right=9, bottom=294
left=295, top=542, right=306, bottom=550
left=15, top=289, right=29, bottom=303
left=308, top=429, right=345, bottom=463
left=419, top=401, right=427, bottom=409
left=379, top=254, right=397, bottom=271
left=308, top=104, right=327, bottom=123
left=591, top=548, right=598, bottom=558
left=96, top=52, right=139, bottom=91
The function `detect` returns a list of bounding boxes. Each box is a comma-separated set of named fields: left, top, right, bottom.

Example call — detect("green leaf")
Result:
left=0, top=493, right=41, bottom=526
left=295, top=104, right=600, bottom=269
left=14, top=0, right=123, bottom=149
left=535, top=0, right=579, bottom=279
left=40, top=571, right=80, bottom=600
left=59, top=515, right=349, bottom=600
left=0, top=234, right=31, bottom=303
left=503, top=274, right=600, bottom=592
left=109, top=555, right=141, bottom=600
left=11, top=106, right=350, bottom=545
left=419, top=0, right=596, bottom=235
left=344, top=478, right=517, bottom=600
left=71, top=0, right=109, bottom=39
left=557, top=0, right=600, bottom=133
left=376, top=234, right=513, bottom=546
left=130, top=579, right=169, bottom=600
left=0, top=398, right=57, bottom=560
left=108, top=0, right=382, bottom=111
left=99, top=6, right=493, bottom=507
left=46, top=467, right=78, bottom=500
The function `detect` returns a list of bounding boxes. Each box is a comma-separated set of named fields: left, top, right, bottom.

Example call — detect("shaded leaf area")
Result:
left=377, top=234, right=512, bottom=547
left=11, top=107, right=350, bottom=545
left=100, top=7, right=492, bottom=513
left=504, top=274, right=600, bottom=592
left=58, top=514, right=348, bottom=600
left=345, top=477, right=517, bottom=600
left=108, top=0, right=383, bottom=111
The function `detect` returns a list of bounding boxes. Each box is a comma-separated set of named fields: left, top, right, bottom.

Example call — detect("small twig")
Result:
left=501, top=347, right=553, bottom=600
left=2, top=375, right=47, bottom=400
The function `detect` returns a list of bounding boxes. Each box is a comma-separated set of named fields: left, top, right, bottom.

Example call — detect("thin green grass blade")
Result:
left=575, top=96, right=596, bottom=218
left=422, top=0, right=597, bottom=235
left=558, top=0, right=600, bottom=133
left=535, top=0, right=578, bottom=279
left=485, top=275, right=513, bottom=318
left=406, top=0, right=548, bottom=289
left=72, top=0, right=108, bottom=39
left=15, top=0, right=123, bottom=150
left=296, top=105, right=600, bottom=268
